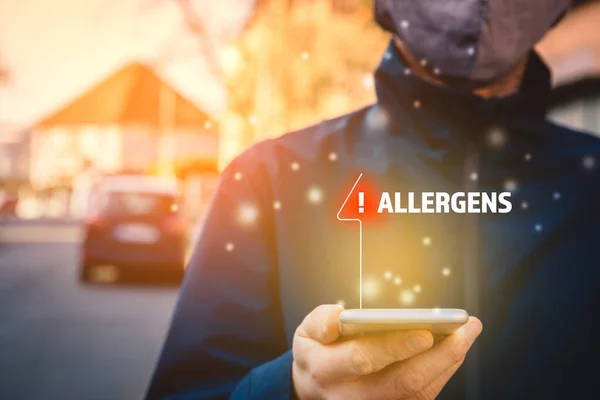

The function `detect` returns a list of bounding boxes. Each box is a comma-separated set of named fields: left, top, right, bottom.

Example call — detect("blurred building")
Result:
left=29, top=62, right=220, bottom=219
left=0, top=125, right=30, bottom=217
left=0, top=127, right=29, bottom=185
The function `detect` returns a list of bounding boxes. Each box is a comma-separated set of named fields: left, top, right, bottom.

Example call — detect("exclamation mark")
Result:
left=358, top=192, right=364, bottom=213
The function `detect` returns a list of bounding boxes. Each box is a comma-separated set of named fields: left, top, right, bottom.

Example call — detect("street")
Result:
left=0, top=221, right=180, bottom=400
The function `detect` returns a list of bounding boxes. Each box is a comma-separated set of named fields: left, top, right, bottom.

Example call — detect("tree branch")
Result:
left=174, top=0, right=224, bottom=80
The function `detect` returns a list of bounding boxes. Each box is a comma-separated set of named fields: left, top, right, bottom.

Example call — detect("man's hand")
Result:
left=292, top=305, right=483, bottom=400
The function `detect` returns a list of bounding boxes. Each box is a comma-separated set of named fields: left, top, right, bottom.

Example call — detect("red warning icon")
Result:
left=337, top=174, right=381, bottom=223
left=358, top=192, right=365, bottom=213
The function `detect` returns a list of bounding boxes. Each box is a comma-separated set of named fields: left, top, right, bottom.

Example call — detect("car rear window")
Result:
left=101, top=192, right=177, bottom=216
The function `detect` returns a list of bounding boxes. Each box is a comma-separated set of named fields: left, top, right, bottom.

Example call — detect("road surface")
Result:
left=0, top=220, right=180, bottom=400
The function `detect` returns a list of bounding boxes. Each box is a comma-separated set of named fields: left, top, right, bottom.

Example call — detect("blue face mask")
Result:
left=375, top=0, right=572, bottom=84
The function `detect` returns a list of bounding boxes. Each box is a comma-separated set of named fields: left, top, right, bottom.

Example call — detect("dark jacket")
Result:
left=147, top=41, right=600, bottom=399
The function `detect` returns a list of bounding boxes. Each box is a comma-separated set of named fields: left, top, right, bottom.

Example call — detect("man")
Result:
left=147, top=0, right=600, bottom=398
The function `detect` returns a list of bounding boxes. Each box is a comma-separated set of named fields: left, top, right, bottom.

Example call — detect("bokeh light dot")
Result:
left=368, top=107, right=390, bottom=131
left=583, top=155, right=595, bottom=170
left=307, top=186, right=323, bottom=204
left=238, top=203, right=258, bottom=225
left=363, top=74, right=374, bottom=88
left=487, top=128, right=507, bottom=149
left=504, top=179, right=518, bottom=192
left=400, top=290, right=415, bottom=305
left=363, top=278, right=380, bottom=300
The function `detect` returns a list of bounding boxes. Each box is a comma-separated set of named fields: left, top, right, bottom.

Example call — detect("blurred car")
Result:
left=79, top=175, right=187, bottom=283
left=0, top=191, right=18, bottom=219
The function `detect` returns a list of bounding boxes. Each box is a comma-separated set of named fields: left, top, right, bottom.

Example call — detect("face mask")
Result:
left=375, top=0, right=572, bottom=84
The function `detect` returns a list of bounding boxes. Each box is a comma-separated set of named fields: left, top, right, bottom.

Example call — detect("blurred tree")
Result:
left=176, top=0, right=389, bottom=163
left=175, top=0, right=224, bottom=80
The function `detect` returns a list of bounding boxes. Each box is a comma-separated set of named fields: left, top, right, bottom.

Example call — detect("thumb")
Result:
left=298, top=304, right=345, bottom=344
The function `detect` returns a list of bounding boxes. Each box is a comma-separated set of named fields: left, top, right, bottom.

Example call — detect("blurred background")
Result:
left=0, top=0, right=598, bottom=399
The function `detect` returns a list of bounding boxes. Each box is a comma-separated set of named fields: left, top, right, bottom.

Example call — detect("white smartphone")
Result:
left=339, top=308, right=469, bottom=336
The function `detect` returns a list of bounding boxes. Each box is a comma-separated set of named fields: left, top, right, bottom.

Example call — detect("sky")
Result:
left=0, top=0, right=254, bottom=130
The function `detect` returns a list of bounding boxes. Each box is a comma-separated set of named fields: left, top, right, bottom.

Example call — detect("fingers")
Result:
left=314, top=329, right=434, bottom=381
left=375, top=317, right=483, bottom=397
left=417, top=358, right=464, bottom=400
left=296, top=304, right=345, bottom=344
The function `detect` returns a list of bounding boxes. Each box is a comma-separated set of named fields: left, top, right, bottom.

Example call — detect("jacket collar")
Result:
left=373, top=40, right=552, bottom=138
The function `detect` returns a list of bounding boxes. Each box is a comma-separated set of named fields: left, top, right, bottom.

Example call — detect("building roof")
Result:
left=36, top=62, right=216, bottom=130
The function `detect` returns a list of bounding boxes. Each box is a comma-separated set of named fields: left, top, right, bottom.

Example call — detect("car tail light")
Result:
left=85, top=212, right=108, bottom=229
left=163, top=214, right=186, bottom=234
